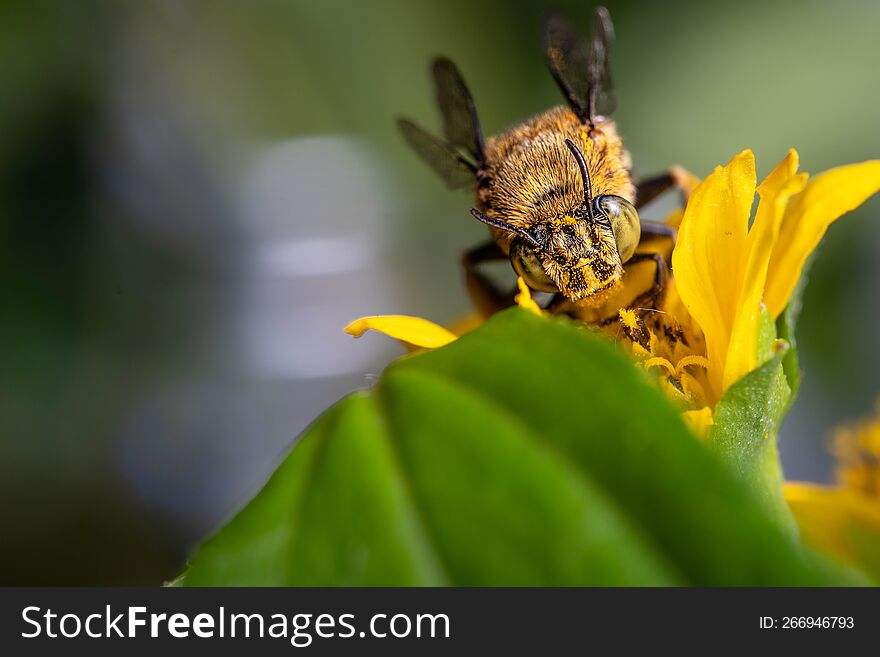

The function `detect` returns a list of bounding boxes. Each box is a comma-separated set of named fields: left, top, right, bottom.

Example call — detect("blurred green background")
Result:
left=1, top=0, right=878, bottom=584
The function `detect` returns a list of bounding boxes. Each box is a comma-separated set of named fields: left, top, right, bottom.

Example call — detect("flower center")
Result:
left=617, top=308, right=711, bottom=410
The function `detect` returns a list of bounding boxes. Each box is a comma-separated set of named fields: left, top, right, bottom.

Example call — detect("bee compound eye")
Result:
left=594, top=195, right=640, bottom=263
left=509, top=238, right=559, bottom=293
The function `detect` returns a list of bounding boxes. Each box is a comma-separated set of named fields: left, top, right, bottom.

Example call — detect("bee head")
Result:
left=469, top=139, right=640, bottom=303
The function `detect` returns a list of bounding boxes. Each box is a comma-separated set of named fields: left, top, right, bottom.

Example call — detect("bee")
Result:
left=398, top=7, right=690, bottom=322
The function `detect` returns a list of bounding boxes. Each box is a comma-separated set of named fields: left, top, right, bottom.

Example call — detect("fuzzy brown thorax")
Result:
left=475, top=107, right=635, bottom=303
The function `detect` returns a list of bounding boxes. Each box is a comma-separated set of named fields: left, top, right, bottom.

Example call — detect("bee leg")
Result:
left=636, top=223, right=676, bottom=261
left=462, top=241, right=516, bottom=316
left=625, top=252, right=667, bottom=308
left=635, top=166, right=698, bottom=209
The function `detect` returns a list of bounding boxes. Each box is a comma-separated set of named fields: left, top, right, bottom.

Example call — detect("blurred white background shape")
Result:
left=237, top=135, right=401, bottom=379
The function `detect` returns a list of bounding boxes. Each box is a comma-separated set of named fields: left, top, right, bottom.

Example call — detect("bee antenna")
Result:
left=564, top=138, right=594, bottom=220
left=469, top=208, right=540, bottom=248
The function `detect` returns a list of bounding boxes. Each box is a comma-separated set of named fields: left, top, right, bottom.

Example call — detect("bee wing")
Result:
left=432, top=57, right=485, bottom=165
left=397, top=118, right=476, bottom=189
left=588, top=6, right=617, bottom=118
left=543, top=7, right=616, bottom=123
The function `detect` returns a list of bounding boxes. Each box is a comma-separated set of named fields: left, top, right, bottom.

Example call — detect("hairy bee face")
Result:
left=510, top=207, right=627, bottom=303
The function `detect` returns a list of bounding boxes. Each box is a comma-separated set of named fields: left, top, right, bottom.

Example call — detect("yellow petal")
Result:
left=784, top=482, right=880, bottom=568
left=657, top=277, right=695, bottom=335
left=765, top=160, right=880, bottom=318
left=682, top=406, right=713, bottom=440
left=514, top=277, right=543, bottom=316
left=678, top=371, right=709, bottom=409
left=344, top=315, right=458, bottom=349
left=672, top=150, right=756, bottom=401
left=723, top=150, right=807, bottom=389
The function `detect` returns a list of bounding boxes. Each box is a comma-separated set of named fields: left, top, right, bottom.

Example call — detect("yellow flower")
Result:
left=344, top=314, right=458, bottom=350
left=344, top=278, right=538, bottom=350
left=672, top=149, right=880, bottom=405
left=784, top=405, right=880, bottom=575
left=619, top=305, right=710, bottom=410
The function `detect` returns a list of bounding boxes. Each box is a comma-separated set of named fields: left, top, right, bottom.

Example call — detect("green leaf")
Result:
left=849, top=525, right=880, bottom=582
left=711, top=307, right=793, bottom=529
left=182, top=309, right=846, bottom=586
left=710, top=358, right=792, bottom=531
